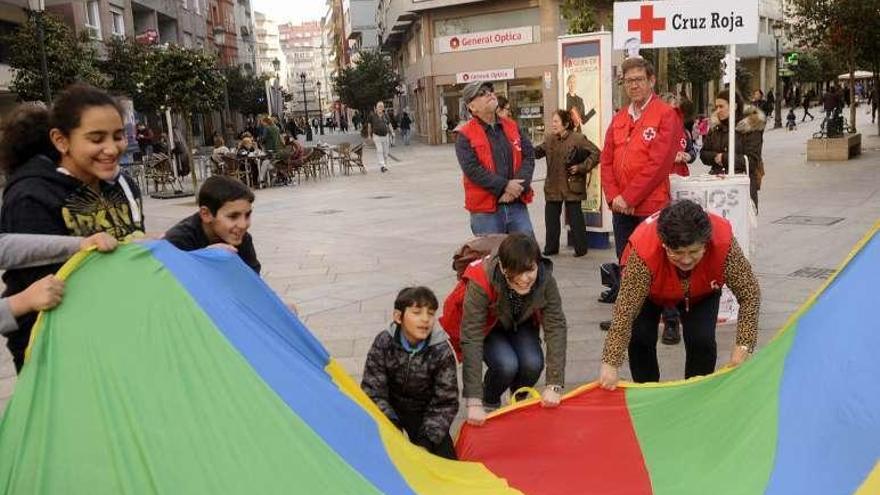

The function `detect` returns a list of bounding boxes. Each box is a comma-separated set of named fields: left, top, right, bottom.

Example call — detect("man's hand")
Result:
left=611, top=195, right=630, bottom=214
left=80, top=233, right=118, bottom=252
left=504, top=179, right=525, bottom=198
left=599, top=363, right=620, bottom=391
left=675, top=151, right=690, bottom=164
left=8, top=275, right=65, bottom=316
left=498, top=192, right=517, bottom=203
left=567, top=165, right=580, bottom=175
left=714, top=153, right=724, bottom=165
left=466, top=404, right=487, bottom=426
left=541, top=386, right=562, bottom=408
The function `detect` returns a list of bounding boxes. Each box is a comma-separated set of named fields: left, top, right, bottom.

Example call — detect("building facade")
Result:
left=279, top=19, right=320, bottom=117
left=254, top=9, right=288, bottom=113
left=233, top=0, right=256, bottom=70
left=344, top=0, right=378, bottom=64
left=379, top=0, right=564, bottom=145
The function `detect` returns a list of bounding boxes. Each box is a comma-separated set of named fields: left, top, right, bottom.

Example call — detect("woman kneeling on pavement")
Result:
left=461, top=233, right=568, bottom=425
left=599, top=200, right=761, bottom=389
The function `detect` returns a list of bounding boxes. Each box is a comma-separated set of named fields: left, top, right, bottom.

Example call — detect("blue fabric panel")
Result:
left=766, top=233, right=880, bottom=494
left=148, top=241, right=415, bottom=495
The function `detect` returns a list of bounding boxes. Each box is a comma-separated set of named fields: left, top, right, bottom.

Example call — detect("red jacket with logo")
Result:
left=622, top=212, right=733, bottom=308
left=458, top=117, right=533, bottom=213
left=600, top=95, right=681, bottom=217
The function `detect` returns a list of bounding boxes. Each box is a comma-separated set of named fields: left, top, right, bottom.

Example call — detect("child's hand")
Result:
left=8, top=275, right=65, bottom=316
left=80, top=233, right=119, bottom=252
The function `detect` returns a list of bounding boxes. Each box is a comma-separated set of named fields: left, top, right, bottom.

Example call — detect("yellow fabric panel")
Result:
left=855, top=461, right=880, bottom=495
left=325, top=360, right=520, bottom=495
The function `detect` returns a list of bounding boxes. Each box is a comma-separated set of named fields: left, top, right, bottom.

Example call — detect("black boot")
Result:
left=661, top=317, right=681, bottom=345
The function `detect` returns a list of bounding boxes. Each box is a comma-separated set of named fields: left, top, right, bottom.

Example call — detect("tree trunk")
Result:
left=186, top=116, right=198, bottom=192
left=848, top=52, right=856, bottom=134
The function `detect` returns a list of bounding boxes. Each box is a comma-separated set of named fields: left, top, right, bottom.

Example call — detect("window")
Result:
left=110, top=10, right=125, bottom=37
left=180, top=0, right=188, bottom=10
left=85, top=1, right=102, bottom=39
left=183, top=33, right=193, bottom=48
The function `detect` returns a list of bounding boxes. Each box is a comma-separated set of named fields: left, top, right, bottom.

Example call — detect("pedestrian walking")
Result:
left=454, top=81, right=536, bottom=236
left=801, top=92, right=815, bottom=122
left=367, top=101, right=392, bottom=173
left=400, top=111, right=412, bottom=146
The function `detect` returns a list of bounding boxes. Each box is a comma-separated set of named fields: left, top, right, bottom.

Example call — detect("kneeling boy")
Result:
left=165, top=176, right=261, bottom=274
left=361, top=287, right=459, bottom=459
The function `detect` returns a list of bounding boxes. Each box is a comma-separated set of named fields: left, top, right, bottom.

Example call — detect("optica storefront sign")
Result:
left=436, top=26, right=534, bottom=54
left=455, top=68, right=515, bottom=84
left=613, top=0, right=758, bottom=49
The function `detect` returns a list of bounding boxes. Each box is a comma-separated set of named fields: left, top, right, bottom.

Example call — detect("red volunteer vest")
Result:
left=622, top=212, right=733, bottom=308
left=458, top=117, right=533, bottom=213
left=610, top=96, right=675, bottom=215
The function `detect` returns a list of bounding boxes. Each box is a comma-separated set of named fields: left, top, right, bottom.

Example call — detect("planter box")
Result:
left=807, top=133, right=862, bottom=161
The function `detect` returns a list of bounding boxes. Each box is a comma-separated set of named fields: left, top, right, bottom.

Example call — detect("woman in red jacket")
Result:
left=598, top=200, right=761, bottom=389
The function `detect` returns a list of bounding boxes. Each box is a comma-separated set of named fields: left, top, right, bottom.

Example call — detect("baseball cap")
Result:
left=462, top=81, right=494, bottom=104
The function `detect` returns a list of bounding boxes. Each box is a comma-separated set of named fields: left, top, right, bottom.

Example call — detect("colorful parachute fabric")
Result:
left=0, top=222, right=878, bottom=494
left=458, top=222, right=880, bottom=495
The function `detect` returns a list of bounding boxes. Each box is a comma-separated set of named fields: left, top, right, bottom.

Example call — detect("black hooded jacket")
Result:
left=0, top=154, right=144, bottom=364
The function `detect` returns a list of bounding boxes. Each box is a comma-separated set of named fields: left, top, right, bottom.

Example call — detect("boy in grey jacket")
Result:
left=0, top=233, right=117, bottom=335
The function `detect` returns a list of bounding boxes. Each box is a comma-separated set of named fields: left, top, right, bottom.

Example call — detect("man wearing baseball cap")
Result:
left=455, top=81, right=536, bottom=235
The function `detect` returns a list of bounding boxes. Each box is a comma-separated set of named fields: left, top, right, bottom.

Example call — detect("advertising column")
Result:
left=558, top=32, right=614, bottom=247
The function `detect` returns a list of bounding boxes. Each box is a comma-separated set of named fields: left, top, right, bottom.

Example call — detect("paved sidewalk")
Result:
left=2, top=116, right=879, bottom=412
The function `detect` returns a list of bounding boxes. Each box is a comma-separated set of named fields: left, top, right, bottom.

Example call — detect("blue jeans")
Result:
left=470, top=202, right=534, bottom=236
left=482, top=321, right=544, bottom=407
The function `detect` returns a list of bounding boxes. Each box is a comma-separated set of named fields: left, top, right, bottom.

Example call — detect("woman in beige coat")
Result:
left=535, top=109, right=600, bottom=257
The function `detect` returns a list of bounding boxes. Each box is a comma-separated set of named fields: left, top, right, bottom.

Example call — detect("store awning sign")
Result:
left=455, top=68, right=515, bottom=84
left=613, top=0, right=759, bottom=49
left=436, top=26, right=533, bottom=54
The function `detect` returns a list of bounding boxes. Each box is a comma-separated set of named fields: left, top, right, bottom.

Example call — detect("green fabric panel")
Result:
left=0, top=245, right=381, bottom=495
left=626, top=328, right=797, bottom=495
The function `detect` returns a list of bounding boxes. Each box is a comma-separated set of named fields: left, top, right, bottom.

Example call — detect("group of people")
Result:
left=0, top=57, right=767, bottom=464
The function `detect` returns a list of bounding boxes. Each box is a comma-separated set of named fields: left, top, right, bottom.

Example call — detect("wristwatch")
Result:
left=546, top=384, right=564, bottom=394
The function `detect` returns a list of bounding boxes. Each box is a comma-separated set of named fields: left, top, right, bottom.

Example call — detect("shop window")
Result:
left=434, top=8, right=540, bottom=37
left=111, top=10, right=125, bottom=37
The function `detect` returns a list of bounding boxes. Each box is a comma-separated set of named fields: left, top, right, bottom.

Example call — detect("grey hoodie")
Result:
left=0, top=234, right=83, bottom=335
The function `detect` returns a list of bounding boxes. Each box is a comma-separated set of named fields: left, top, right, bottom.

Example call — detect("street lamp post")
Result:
left=316, top=80, right=324, bottom=135
left=271, top=57, right=281, bottom=118
left=27, top=0, right=51, bottom=103
left=300, top=72, right=312, bottom=142
left=772, top=21, right=784, bottom=129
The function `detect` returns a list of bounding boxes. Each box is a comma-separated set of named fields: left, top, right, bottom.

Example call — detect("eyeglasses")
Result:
left=623, top=76, right=648, bottom=86
left=475, top=86, right=494, bottom=98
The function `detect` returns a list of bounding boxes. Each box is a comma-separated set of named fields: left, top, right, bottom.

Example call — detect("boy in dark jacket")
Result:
left=361, top=287, right=459, bottom=459
left=164, top=176, right=261, bottom=274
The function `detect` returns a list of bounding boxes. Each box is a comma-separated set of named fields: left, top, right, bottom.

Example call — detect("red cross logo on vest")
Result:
left=628, top=4, right=666, bottom=44
left=643, top=127, right=657, bottom=142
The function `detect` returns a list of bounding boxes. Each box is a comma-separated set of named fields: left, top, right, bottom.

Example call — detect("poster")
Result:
left=670, top=175, right=755, bottom=323
left=558, top=33, right=613, bottom=232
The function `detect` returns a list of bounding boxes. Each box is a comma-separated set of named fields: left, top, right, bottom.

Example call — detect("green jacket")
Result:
left=460, top=255, right=567, bottom=399
left=263, top=124, right=282, bottom=152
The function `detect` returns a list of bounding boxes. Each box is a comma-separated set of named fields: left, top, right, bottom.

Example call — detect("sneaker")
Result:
left=599, top=320, right=611, bottom=332
left=661, top=318, right=681, bottom=345
left=380, top=166, right=388, bottom=173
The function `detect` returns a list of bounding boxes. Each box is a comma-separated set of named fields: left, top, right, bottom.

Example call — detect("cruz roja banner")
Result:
left=613, top=0, right=759, bottom=49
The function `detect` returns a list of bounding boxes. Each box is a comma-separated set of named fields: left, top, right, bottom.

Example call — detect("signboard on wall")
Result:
left=455, top=68, right=515, bottom=84
left=613, top=0, right=759, bottom=49
left=558, top=32, right=614, bottom=233
left=435, top=26, right=534, bottom=54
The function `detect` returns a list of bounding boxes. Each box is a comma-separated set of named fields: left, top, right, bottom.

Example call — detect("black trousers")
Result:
left=398, top=410, right=457, bottom=460
left=544, top=201, right=588, bottom=255
left=612, top=212, right=647, bottom=260
left=628, top=291, right=721, bottom=382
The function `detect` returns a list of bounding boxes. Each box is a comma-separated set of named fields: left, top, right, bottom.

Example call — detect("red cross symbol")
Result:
left=628, top=4, right=666, bottom=44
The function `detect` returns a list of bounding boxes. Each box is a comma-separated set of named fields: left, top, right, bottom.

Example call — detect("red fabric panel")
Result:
left=456, top=388, right=652, bottom=495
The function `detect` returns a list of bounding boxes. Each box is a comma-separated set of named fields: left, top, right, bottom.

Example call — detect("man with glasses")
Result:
left=455, top=81, right=536, bottom=235
left=598, top=57, right=681, bottom=331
